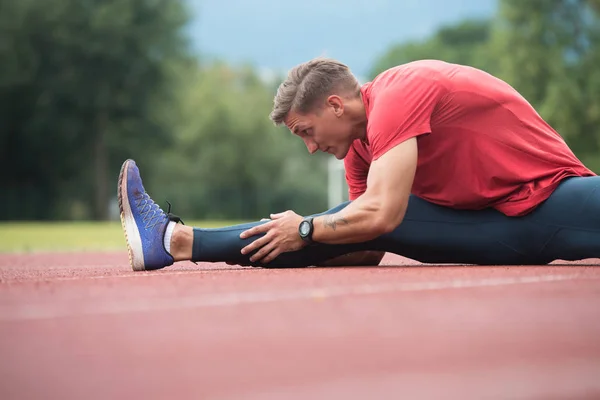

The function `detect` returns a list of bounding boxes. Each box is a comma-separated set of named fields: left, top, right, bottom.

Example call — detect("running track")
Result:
left=1, top=252, right=599, bottom=399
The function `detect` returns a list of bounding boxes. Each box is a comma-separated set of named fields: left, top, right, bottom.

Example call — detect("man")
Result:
left=118, top=58, right=599, bottom=271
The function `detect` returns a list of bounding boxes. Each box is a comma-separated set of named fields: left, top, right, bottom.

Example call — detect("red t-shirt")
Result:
left=345, top=60, right=595, bottom=216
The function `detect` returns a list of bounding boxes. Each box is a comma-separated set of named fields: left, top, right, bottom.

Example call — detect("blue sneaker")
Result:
left=118, top=159, right=176, bottom=271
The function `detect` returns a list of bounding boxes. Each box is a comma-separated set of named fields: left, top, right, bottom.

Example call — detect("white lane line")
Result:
left=0, top=273, right=591, bottom=321
left=0, top=267, right=248, bottom=283
left=38, top=269, right=219, bottom=281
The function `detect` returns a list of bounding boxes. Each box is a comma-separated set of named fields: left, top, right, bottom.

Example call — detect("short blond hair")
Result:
left=270, top=57, right=360, bottom=125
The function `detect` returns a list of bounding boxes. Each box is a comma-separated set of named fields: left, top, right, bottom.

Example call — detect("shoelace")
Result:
left=136, top=193, right=196, bottom=264
left=136, top=192, right=168, bottom=230
left=136, top=192, right=187, bottom=230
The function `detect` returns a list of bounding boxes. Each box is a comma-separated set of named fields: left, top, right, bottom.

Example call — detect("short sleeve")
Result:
left=343, top=141, right=370, bottom=201
left=367, top=74, right=447, bottom=161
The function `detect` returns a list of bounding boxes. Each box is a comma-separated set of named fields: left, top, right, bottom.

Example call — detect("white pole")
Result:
left=327, top=157, right=344, bottom=209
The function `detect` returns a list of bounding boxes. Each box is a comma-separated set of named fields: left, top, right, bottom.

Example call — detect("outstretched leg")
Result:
left=119, top=159, right=600, bottom=271
left=118, top=158, right=366, bottom=271
left=172, top=202, right=366, bottom=268
left=182, top=176, right=600, bottom=267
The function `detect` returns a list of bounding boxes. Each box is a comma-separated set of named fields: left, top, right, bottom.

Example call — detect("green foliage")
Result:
left=2, top=0, right=598, bottom=222
left=490, top=0, right=600, bottom=172
left=369, top=19, right=493, bottom=78
left=0, top=0, right=328, bottom=221
left=147, top=62, right=328, bottom=220
left=0, top=0, right=192, bottom=220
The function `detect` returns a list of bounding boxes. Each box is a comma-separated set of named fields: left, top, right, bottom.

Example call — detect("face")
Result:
left=284, top=96, right=359, bottom=160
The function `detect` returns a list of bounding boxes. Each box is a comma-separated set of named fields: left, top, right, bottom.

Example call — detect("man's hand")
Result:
left=240, top=210, right=307, bottom=264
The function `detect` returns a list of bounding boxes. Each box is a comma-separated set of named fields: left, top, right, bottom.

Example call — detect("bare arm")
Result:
left=237, top=138, right=418, bottom=264
left=312, top=137, right=418, bottom=244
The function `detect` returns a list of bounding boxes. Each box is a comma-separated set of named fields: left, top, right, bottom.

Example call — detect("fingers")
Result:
left=241, top=233, right=271, bottom=256
left=270, top=210, right=292, bottom=220
left=261, top=247, right=281, bottom=264
left=240, top=220, right=273, bottom=239
left=239, top=211, right=299, bottom=265
left=248, top=240, right=277, bottom=263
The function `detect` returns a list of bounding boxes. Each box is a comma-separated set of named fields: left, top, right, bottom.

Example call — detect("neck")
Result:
left=347, top=95, right=368, bottom=141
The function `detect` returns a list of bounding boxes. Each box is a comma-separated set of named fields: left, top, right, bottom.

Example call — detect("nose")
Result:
left=304, top=138, right=318, bottom=154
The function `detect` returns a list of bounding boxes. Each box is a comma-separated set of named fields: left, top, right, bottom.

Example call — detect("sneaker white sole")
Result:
left=118, top=161, right=146, bottom=271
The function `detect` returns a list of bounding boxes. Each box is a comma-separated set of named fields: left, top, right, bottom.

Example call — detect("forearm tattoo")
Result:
left=324, top=213, right=349, bottom=231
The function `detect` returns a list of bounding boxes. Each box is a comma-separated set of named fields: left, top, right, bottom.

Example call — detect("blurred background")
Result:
left=1, top=0, right=599, bottom=225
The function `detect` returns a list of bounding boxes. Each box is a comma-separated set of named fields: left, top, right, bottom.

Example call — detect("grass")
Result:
left=0, top=220, right=247, bottom=253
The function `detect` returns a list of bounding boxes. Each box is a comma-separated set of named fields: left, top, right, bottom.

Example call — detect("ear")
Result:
left=326, top=95, right=344, bottom=117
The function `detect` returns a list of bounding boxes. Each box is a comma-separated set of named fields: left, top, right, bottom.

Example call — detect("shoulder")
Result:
left=363, top=60, right=451, bottom=108
left=369, top=60, right=451, bottom=88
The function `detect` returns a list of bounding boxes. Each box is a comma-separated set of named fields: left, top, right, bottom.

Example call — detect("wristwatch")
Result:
left=298, top=217, right=315, bottom=244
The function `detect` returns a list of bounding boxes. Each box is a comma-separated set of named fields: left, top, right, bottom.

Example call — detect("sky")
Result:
left=184, top=0, right=498, bottom=78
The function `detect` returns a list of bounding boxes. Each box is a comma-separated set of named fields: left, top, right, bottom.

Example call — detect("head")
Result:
left=270, top=57, right=367, bottom=160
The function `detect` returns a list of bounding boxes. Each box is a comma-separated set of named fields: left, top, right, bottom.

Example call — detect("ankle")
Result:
left=170, top=224, right=193, bottom=262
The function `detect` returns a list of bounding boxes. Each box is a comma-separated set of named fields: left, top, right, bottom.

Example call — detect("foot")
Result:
left=118, top=159, right=175, bottom=271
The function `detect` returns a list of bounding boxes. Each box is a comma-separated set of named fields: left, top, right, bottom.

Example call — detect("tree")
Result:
left=369, top=19, right=493, bottom=79
left=148, top=62, right=330, bottom=220
left=0, top=0, right=192, bottom=220
left=489, top=0, right=600, bottom=172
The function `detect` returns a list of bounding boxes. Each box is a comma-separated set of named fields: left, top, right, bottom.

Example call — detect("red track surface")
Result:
left=1, top=252, right=600, bottom=400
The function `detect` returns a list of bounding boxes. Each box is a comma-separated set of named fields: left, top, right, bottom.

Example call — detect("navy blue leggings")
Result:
left=192, top=176, right=600, bottom=267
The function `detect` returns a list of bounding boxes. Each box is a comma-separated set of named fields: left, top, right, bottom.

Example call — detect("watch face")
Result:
left=299, top=221, right=310, bottom=236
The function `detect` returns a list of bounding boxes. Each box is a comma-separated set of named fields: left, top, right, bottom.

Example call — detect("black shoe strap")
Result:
left=166, top=200, right=185, bottom=225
